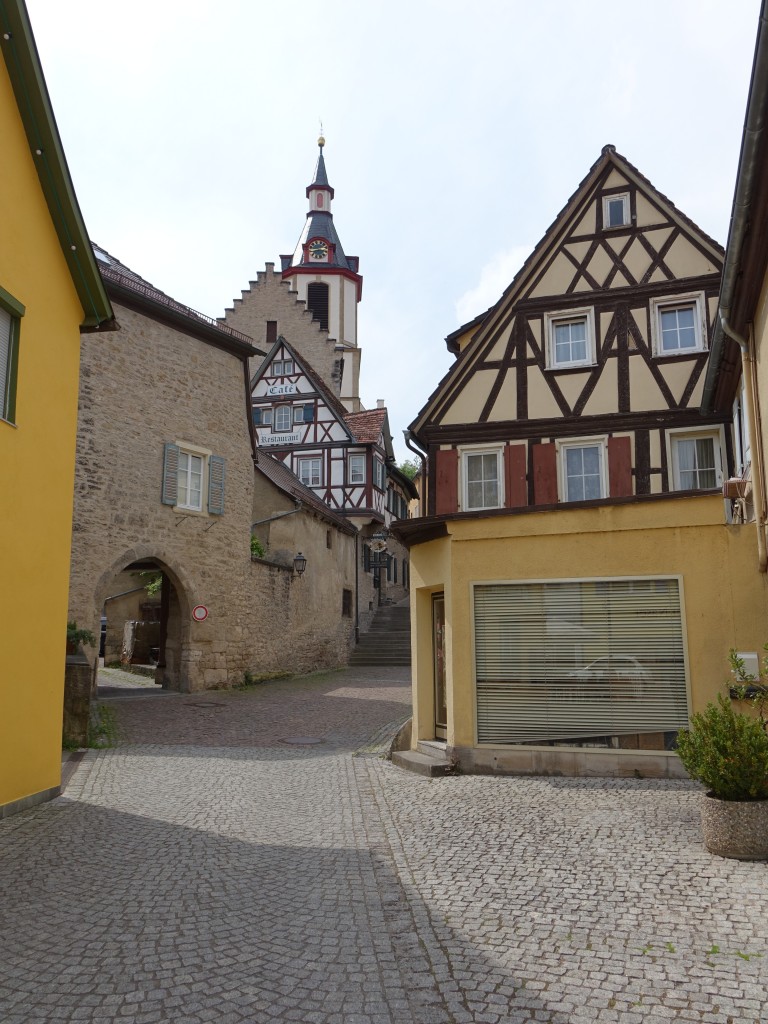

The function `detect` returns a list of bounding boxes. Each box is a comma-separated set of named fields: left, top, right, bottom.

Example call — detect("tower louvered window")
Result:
left=307, top=283, right=329, bottom=331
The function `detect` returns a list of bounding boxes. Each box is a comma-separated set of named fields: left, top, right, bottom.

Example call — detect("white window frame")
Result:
left=667, top=427, right=724, bottom=492
left=732, top=378, right=751, bottom=475
left=261, top=408, right=273, bottom=426
left=650, top=292, right=706, bottom=357
left=272, top=359, right=294, bottom=376
left=602, top=192, right=630, bottom=229
left=545, top=307, right=596, bottom=369
left=556, top=436, right=608, bottom=503
left=175, top=441, right=210, bottom=513
left=348, top=453, right=366, bottom=484
left=297, top=456, right=323, bottom=488
left=274, top=405, right=292, bottom=432
left=460, top=445, right=504, bottom=512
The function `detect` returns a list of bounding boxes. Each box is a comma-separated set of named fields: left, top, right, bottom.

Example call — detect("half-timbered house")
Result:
left=394, top=146, right=768, bottom=779
left=251, top=334, right=415, bottom=605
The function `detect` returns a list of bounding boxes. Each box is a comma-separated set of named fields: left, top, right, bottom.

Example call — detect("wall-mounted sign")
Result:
left=267, top=383, right=298, bottom=396
left=259, top=432, right=302, bottom=446
left=192, top=605, right=209, bottom=622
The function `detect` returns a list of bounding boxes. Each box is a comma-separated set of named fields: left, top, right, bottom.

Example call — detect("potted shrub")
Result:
left=676, top=650, right=768, bottom=860
left=66, top=621, right=96, bottom=656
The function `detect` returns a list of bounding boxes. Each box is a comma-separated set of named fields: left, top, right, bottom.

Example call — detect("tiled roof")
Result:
left=255, top=452, right=356, bottom=534
left=92, top=243, right=259, bottom=353
left=345, top=408, right=387, bottom=444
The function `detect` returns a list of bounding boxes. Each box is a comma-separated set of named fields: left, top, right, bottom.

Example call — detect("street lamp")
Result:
left=293, top=551, right=307, bottom=576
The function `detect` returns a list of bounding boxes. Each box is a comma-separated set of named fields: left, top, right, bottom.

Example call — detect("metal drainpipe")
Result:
left=354, top=532, right=360, bottom=644
left=403, top=430, right=428, bottom=515
left=721, top=314, right=768, bottom=572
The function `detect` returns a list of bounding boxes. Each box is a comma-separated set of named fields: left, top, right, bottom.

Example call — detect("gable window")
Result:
left=274, top=405, right=292, bottom=431
left=161, top=443, right=225, bottom=515
left=294, top=404, right=314, bottom=424
left=461, top=446, right=503, bottom=511
left=651, top=293, right=706, bottom=356
left=0, top=288, right=24, bottom=424
left=252, top=406, right=273, bottom=426
left=558, top=438, right=606, bottom=502
left=349, top=453, right=366, bottom=484
left=298, top=456, right=322, bottom=487
left=603, top=193, right=630, bottom=229
left=373, top=457, right=386, bottom=491
left=272, top=359, right=294, bottom=376
left=669, top=430, right=723, bottom=491
left=545, top=308, right=596, bottom=369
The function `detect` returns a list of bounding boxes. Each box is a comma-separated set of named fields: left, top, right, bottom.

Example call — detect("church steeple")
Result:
left=280, top=137, right=363, bottom=411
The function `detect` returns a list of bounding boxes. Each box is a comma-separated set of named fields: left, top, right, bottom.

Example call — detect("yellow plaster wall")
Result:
left=0, top=59, right=84, bottom=810
left=410, top=496, right=768, bottom=753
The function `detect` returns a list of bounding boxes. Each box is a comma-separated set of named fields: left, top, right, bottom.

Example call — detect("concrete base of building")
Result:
left=452, top=744, right=690, bottom=780
left=0, top=785, right=61, bottom=820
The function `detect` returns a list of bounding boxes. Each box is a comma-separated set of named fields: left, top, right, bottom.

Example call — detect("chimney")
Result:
left=376, top=399, right=385, bottom=409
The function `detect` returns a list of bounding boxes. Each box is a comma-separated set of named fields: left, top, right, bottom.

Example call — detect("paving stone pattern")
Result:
left=1, top=666, right=767, bottom=1023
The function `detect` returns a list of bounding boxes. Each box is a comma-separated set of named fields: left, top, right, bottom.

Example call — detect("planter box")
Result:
left=701, top=793, right=768, bottom=860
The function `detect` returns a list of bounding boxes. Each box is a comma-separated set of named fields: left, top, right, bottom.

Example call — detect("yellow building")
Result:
left=0, top=1, right=113, bottom=817
left=395, top=146, right=768, bottom=778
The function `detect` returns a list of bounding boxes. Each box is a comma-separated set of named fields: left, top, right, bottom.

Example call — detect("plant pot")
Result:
left=700, top=793, right=768, bottom=860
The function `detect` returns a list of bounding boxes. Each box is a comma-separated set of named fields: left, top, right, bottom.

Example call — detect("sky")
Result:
left=26, top=0, right=762, bottom=464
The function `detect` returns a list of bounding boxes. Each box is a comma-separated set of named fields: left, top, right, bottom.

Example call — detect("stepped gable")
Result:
left=255, top=452, right=356, bottom=534
left=93, top=244, right=260, bottom=355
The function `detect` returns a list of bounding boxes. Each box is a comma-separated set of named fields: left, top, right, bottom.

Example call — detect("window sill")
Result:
left=545, top=362, right=597, bottom=373
left=0, top=415, right=18, bottom=429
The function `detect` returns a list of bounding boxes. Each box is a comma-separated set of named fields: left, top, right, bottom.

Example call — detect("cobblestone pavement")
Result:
left=2, top=666, right=767, bottom=1023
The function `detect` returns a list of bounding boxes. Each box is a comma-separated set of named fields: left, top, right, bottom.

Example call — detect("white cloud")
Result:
left=455, top=246, right=531, bottom=327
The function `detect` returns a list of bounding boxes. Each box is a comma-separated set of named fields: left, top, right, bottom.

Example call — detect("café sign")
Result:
left=267, top=383, right=298, bottom=396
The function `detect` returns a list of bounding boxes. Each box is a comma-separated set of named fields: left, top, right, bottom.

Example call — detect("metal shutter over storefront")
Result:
left=474, top=579, right=689, bottom=745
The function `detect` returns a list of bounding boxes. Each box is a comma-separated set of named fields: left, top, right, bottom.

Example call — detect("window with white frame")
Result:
left=271, top=359, right=294, bottom=376
left=298, top=457, right=322, bottom=487
left=733, top=379, right=751, bottom=475
left=545, top=307, right=596, bottom=369
left=274, top=405, right=292, bottom=431
left=558, top=438, right=606, bottom=502
left=651, top=293, right=706, bottom=356
left=177, top=450, right=204, bottom=510
left=462, top=447, right=503, bottom=511
left=603, top=193, right=630, bottom=229
left=349, top=453, right=366, bottom=484
left=373, top=457, right=386, bottom=491
left=161, top=443, right=225, bottom=515
left=669, top=430, right=722, bottom=491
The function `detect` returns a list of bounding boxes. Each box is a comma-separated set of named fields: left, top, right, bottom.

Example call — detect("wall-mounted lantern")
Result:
left=293, top=551, right=307, bottom=576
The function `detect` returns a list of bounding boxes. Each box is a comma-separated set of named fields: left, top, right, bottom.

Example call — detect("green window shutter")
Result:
left=303, top=404, right=314, bottom=423
left=162, top=443, right=180, bottom=505
left=252, top=407, right=262, bottom=425
left=208, top=455, right=226, bottom=515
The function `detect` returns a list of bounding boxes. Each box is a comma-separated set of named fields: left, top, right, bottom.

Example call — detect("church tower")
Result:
left=280, top=137, right=363, bottom=411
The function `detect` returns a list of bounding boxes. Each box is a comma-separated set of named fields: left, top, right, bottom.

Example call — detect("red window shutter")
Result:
left=532, top=443, right=558, bottom=505
left=608, top=436, right=633, bottom=497
left=505, top=444, right=527, bottom=508
left=435, top=449, right=459, bottom=515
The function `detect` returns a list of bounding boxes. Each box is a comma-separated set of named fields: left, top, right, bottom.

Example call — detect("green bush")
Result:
left=676, top=694, right=768, bottom=801
left=250, top=535, right=265, bottom=558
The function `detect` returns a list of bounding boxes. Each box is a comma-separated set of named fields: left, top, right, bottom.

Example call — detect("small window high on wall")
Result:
left=473, top=577, right=689, bottom=750
left=307, top=283, right=329, bottom=331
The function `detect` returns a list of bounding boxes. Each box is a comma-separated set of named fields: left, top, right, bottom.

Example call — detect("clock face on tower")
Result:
left=308, top=239, right=329, bottom=261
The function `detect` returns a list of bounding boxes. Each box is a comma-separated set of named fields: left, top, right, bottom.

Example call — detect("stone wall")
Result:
left=222, top=263, right=343, bottom=393
left=68, top=300, right=257, bottom=692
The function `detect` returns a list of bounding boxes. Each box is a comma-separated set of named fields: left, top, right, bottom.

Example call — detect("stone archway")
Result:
left=94, top=548, right=198, bottom=693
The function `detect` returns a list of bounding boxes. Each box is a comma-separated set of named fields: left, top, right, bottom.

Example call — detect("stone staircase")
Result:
left=391, top=740, right=456, bottom=777
left=349, top=601, right=411, bottom=666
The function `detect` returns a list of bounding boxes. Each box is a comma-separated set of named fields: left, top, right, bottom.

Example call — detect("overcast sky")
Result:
left=27, top=0, right=761, bottom=463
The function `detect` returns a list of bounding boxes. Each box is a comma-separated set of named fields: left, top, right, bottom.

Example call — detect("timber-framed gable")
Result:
left=411, top=146, right=728, bottom=516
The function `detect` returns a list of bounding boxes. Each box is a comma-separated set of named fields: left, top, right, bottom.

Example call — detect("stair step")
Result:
left=391, top=750, right=455, bottom=777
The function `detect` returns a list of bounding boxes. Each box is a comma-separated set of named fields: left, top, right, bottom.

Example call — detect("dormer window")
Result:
left=603, top=193, right=630, bottom=229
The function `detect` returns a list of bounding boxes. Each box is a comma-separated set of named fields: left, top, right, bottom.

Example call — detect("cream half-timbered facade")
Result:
left=418, top=146, right=729, bottom=516
left=396, top=147, right=768, bottom=780
left=252, top=336, right=410, bottom=527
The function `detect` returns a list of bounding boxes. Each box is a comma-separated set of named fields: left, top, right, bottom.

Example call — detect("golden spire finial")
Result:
left=318, top=120, right=325, bottom=148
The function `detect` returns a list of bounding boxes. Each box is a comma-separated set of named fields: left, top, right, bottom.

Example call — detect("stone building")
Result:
left=68, top=245, right=261, bottom=693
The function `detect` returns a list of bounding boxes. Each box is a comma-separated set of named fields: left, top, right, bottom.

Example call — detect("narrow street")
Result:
left=1, top=667, right=766, bottom=1024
